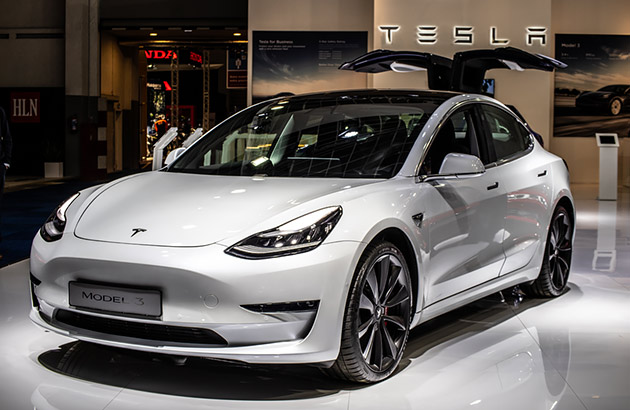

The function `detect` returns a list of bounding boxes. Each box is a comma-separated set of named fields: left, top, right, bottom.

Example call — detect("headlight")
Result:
left=226, top=206, right=343, bottom=259
left=40, top=193, right=80, bottom=242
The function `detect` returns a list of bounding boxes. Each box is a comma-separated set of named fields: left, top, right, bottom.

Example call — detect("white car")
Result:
left=30, top=48, right=573, bottom=383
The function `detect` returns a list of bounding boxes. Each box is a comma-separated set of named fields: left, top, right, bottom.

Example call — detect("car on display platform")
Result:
left=575, top=84, right=630, bottom=116
left=30, top=47, right=574, bottom=383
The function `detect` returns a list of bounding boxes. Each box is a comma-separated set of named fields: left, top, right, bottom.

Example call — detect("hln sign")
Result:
left=10, top=92, right=40, bottom=123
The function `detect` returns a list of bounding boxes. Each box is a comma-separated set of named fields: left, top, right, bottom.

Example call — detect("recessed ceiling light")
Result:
left=184, top=29, right=193, bottom=33
left=149, top=32, right=158, bottom=37
left=233, top=32, right=242, bottom=37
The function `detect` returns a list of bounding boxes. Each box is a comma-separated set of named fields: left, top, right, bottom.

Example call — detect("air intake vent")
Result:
left=55, top=309, right=227, bottom=346
left=242, top=300, right=320, bottom=313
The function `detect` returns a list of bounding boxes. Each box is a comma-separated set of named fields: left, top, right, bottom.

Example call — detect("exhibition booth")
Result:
left=248, top=0, right=630, bottom=187
left=0, top=1, right=628, bottom=409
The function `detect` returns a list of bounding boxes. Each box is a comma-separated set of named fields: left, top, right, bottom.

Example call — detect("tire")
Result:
left=609, top=98, right=622, bottom=116
left=526, top=205, right=573, bottom=297
left=326, top=242, right=413, bottom=383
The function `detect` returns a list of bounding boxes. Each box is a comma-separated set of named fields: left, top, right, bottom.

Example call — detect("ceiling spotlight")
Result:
left=233, top=32, right=242, bottom=37
left=149, top=32, right=158, bottom=37
left=184, top=29, right=193, bottom=33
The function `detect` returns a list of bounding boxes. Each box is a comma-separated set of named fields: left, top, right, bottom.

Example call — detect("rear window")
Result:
left=481, top=104, right=532, bottom=162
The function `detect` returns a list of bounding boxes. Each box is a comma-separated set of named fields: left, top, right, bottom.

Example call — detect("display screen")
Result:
left=598, top=135, right=617, bottom=145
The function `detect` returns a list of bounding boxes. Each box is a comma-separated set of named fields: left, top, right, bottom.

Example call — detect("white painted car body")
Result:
left=30, top=91, right=573, bottom=366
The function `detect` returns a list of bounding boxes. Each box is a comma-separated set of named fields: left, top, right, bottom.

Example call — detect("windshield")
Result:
left=169, top=92, right=445, bottom=178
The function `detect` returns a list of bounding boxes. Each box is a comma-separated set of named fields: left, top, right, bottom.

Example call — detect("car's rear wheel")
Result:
left=609, top=98, right=622, bottom=116
left=526, top=205, right=573, bottom=297
left=327, top=242, right=413, bottom=383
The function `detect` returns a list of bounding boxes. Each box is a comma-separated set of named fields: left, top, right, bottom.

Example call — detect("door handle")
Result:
left=537, top=170, right=547, bottom=177
left=487, top=182, right=499, bottom=190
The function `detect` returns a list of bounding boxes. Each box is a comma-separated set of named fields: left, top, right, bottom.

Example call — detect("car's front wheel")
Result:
left=526, top=205, right=573, bottom=297
left=327, top=242, right=413, bottom=383
left=609, top=98, right=622, bottom=116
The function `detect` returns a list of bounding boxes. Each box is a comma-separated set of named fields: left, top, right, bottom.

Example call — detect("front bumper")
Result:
left=30, top=233, right=363, bottom=364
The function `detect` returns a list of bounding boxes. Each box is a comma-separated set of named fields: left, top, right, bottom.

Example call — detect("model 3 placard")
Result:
left=69, top=282, right=161, bottom=317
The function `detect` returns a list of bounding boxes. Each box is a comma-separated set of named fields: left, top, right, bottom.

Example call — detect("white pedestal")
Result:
left=596, top=133, right=619, bottom=201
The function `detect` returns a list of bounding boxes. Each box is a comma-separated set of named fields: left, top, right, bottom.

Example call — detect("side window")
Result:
left=481, top=105, right=531, bottom=162
left=421, top=108, right=481, bottom=175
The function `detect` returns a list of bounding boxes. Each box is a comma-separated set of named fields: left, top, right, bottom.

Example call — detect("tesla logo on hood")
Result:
left=131, top=228, right=147, bottom=237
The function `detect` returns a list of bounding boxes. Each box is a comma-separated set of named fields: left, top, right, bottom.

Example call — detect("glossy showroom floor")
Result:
left=0, top=186, right=628, bottom=410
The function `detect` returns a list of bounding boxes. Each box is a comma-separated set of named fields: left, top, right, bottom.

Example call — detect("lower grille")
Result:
left=242, top=300, right=320, bottom=313
left=54, top=309, right=228, bottom=346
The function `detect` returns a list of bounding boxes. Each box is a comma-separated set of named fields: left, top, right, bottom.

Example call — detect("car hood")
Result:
left=74, top=172, right=378, bottom=247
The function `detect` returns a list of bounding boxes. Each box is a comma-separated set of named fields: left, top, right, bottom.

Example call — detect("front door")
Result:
left=418, top=107, right=507, bottom=306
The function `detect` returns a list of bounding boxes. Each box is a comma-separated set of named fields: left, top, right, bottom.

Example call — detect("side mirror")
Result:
left=438, top=153, right=485, bottom=176
left=164, top=147, right=186, bottom=166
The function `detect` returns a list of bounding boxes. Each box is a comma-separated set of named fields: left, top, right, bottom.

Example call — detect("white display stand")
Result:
left=152, top=127, right=179, bottom=171
left=596, top=133, right=619, bottom=201
left=182, top=127, right=205, bottom=148
left=592, top=201, right=617, bottom=272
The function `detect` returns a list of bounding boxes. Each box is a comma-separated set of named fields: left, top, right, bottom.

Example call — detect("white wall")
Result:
left=373, top=0, right=553, bottom=146
left=248, top=0, right=374, bottom=104
left=551, top=0, right=630, bottom=186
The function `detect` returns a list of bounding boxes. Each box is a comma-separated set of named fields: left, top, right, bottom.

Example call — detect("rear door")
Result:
left=477, top=104, right=552, bottom=275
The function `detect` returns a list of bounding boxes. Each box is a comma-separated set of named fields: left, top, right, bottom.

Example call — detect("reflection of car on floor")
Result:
left=575, top=85, right=630, bottom=116
left=30, top=47, right=573, bottom=383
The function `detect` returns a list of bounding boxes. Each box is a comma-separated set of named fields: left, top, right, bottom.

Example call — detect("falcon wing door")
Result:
left=451, top=47, right=567, bottom=93
left=340, top=47, right=566, bottom=93
left=339, top=49, right=453, bottom=91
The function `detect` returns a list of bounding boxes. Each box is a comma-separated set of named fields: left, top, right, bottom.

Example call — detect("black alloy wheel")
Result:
left=527, top=205, right=573, bottom=297
left=327, top=242, right=413, bottom=382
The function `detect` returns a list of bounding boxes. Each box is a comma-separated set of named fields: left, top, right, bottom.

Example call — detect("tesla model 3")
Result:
left=30, top=47, right=573, bottom=382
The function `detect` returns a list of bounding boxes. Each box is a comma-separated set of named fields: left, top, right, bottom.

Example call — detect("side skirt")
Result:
left=411, top=265, right=540, bottom=328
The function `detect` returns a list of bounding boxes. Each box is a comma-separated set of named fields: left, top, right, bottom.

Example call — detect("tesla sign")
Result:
left=10, top=92, right=40, bottom=123
left=378, top=25, right=548, bottom=46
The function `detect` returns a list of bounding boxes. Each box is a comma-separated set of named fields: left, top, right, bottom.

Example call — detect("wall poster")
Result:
left=227, top=46, right=247, bottom=89
left=554, top=34, right=630, bottom=138
left=252, top=31, right=368, bottom=102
